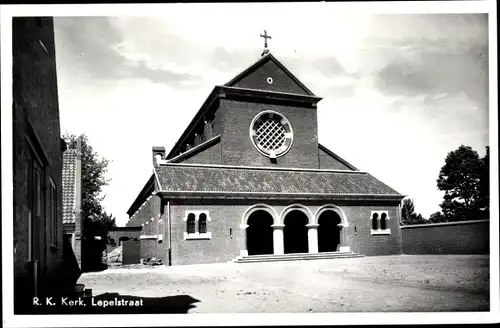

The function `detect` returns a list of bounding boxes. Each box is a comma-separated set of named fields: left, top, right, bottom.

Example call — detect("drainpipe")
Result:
left=167, top=201, right=172, bottom=266
left=33, top=260, right=38, bottom=298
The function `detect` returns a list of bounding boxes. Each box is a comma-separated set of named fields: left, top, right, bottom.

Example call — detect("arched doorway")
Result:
left=317, top=211, right=342, bottom=252
left=246, top=210, right=274, bottom=255
left=283, top=211, right=309, bottom=254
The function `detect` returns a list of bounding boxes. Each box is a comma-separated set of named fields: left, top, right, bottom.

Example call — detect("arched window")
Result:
left=119, top=236, right=130, bottom=246
left=371, top=213, right=379, bottom=230
left=199, top=213, right=207, bottom=234
left=187, top=213, right=196, bottom=234
left=380, top=213, right=387, bottom=230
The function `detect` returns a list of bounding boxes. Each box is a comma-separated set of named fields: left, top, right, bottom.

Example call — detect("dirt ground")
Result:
left=78, top=254, right=490, bottom=313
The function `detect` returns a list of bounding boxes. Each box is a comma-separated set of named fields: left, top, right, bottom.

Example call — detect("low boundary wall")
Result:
left=401, top=219, right=489, bottom=255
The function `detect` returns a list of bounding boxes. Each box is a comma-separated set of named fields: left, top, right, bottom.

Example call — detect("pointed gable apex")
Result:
left=224, top=53, right=316, bottom=96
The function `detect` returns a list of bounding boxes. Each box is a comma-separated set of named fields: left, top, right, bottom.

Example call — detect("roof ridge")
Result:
left=224, top=53, right=315, bottom=96
left=157, top=162, right=367, bottom=174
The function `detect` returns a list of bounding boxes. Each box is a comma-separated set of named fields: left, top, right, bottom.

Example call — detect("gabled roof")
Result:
left=224, top=53, right=316, bottom=96
left=154, top=163, right=403, bottom=199
left=165, top=53, right=319, bottom=160
left=62, top=149, right=78, bottom=224
left=318, top=143, right=359, bottom=171
left=126, top=173, right=156, bottom=216
left=167, top=135, right=221, bottom=163
left=165, top=86, right=221, bottom=160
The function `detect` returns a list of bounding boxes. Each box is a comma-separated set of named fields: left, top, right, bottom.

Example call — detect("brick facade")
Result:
left=129, top=199, right=402, bottom=266
left=219, top=99, right=319, bottom=168
left=12, top=17, right=76, bottom=311
left=126, top=193, right=167, bottom=262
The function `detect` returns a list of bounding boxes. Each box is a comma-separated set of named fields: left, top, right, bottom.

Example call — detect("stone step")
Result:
left=236, top=252, right=363, bottom=263
left=242, top=251, right=356, bottom=259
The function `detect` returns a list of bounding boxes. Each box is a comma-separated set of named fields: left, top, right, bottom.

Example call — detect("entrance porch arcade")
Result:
left=240, top=204, right=350, bottom=257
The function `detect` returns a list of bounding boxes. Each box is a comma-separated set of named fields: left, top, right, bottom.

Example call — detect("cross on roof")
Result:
left=260, top=30, right=272, bottom=56
left=260, top=30, right=272, bottom=48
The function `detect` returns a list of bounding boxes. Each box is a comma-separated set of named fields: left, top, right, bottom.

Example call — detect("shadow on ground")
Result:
left=88, top=293, right=200, bottom=314
left=25, top=293, right=200, bottom=314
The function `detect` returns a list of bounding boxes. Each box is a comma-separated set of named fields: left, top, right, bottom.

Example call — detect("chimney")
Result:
left=74, top=135, right=83, bottom=269
left=152, top=146, right=166, bottom=165
left=76, top=136, right=82, bottom=154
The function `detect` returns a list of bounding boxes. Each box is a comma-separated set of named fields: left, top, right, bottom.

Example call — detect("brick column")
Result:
left=338, top=224, right=350, bottom=252
left=271, top=224, right=285, bottom=255
left=306, top=224, right=319, bottom=254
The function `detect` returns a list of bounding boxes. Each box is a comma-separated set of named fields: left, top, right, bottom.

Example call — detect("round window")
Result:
left=250, top=111, right=293, bottom=158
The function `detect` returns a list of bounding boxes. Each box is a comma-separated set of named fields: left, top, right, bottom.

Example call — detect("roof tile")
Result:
left=62, top=149, right=78, bottom=224
left=154, top=165, right=402, bottom=196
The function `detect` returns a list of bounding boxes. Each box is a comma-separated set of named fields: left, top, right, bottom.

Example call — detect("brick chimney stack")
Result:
left=152, top=146, right=166, bottom=166
left=74, top=135, right=83, bottom=269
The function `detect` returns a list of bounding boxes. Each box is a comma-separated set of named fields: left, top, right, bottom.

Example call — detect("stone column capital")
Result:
left=271, top=224, right=285, bottom=229
left=306, top=224, right=319, bottom=228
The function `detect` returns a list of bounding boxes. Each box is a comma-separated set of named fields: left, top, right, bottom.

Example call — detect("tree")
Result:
left=63, top=133, right=116, bottom=271
left=409, top=213, right=427, bottom=225
left=477, top=146, right=490, bottom=219
left=401, top=197, right=416, bottom=225
left=429, top=211, right=446, bottom=223
left=437, top=145, right=488, bottom=221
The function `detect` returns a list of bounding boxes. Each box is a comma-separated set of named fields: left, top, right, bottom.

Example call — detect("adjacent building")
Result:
left=62, top=138, right=83, bottom=269
left=12, top=16, right=80, bottom=312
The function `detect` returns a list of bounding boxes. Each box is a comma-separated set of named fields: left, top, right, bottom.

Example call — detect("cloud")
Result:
left=55, top=17, right=203, bottom=88
left=373, top=40, right=488, bottom=112
left=55, top=17, right=124, bottom=78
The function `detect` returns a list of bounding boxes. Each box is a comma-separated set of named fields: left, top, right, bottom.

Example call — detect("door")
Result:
left=122, top=239, right=141, bottom=265
left=27, top=151, right=46, bottom=296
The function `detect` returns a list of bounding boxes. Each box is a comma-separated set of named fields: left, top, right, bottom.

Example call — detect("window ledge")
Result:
left=371, top=229, right=391, bottom=235
left=140, top=235, right=159, bottom=240
left=184, top=232, right=211, bottom=240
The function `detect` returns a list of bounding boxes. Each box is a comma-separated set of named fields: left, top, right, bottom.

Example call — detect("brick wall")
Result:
left=126, top=195, right=166, bottom=262
left=127, top=194, right=161, bottom=230
left=12, top=17, right=65, bottom=296
left=166, top=200, right=402, bottom=265
left=401, top=220, right=489, bottom=255
left=218, top=99, right=319, bottom=168
left=140, top=238, right=165, bottom=260
left=168, top=201, right=243, bottom=265
left=107, top=228, right=141, bottom=254
left=341, top=205, right=402, bottom=256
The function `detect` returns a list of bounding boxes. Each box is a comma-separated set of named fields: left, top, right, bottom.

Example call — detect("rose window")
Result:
left=250, top=111, right=293, bottom=158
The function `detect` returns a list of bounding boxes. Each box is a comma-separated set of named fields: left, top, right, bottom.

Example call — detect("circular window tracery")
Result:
left=250, top=111, right=293, bottom=158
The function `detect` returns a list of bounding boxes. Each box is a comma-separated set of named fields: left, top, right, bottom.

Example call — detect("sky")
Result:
left=52, top=4, right=490, bottom=227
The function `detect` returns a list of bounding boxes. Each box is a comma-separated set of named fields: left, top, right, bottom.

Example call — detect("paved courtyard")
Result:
left=78, top=255, right=490, bottom=313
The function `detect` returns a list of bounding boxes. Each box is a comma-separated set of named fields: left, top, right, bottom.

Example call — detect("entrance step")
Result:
left=235, top=251, right=363, bottom=263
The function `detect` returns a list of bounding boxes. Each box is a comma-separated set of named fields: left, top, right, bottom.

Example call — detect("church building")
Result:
left=126, top=34, right=405, bottom=265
